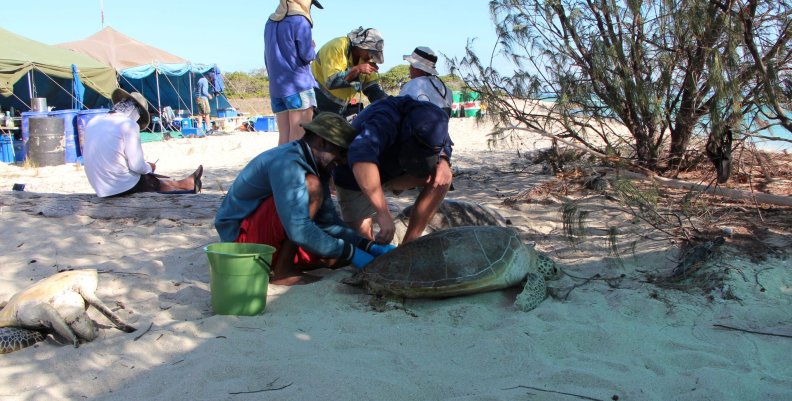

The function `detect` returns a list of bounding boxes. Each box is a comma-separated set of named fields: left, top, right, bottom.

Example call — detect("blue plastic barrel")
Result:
left=48, top=109, right=80, bottom=163
left=13, top=140, right=27, bottom=163
left=76, top=109, right=109, bottom=156
left=0, top=135, right=14, bottom=163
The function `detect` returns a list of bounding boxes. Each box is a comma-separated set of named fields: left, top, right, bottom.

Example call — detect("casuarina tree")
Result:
left=452, top=0, right=791, bottom=181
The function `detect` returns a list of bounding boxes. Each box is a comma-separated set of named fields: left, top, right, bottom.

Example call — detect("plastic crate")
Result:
left=254, top=116, right=277, bottom=132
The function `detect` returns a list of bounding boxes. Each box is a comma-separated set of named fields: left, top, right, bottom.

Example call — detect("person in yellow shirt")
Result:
left=311, top=27, right=387, bottom=116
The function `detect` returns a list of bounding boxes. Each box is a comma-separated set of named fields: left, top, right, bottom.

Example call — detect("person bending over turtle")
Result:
left=83, top=89, right=203, bottom=197
left=332, top=96, right=453, bottom=245
left=214, top=113, right=393, bottom=286
left=311, top=27, right=387, bottom=116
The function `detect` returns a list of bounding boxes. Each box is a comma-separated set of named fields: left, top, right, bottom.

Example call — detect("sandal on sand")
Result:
left=192, top=165, right=203, bottom=194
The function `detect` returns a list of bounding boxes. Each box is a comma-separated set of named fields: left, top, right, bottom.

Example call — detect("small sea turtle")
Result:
left=0, top=269, right=137, bottom=353
left=349, top=226, right=560, bottom=311
left=391, top=199, right=508, bottom=245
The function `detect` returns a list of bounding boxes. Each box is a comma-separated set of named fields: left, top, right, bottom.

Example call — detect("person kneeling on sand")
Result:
left=214, top=112, right=395, bottom=286
left=83, top=89, right=203, bottom=197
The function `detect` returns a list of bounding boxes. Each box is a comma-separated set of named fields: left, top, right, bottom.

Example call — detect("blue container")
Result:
left=76, top=109, right=109, bottom=156
left=13, top=140, right=27, bottom=163
left=21, top=111, right=49, bottom=142
left=48, top=109, right=80, bottom=163
left=0, top=135, right=14, bottom=163
left=254, top=116, right=276, bottom=132
left=217, top=108, right=238, bottom=118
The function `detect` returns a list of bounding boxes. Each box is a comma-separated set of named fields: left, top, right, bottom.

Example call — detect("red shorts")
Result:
left=236, top=197, right=316, bottom=266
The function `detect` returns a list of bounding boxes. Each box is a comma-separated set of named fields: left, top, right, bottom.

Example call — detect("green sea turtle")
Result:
left=349, top=226, right=560, bottom=311
left=0, top=269, right=137, bottom=353
left=391, top=199, right=508, bottom=245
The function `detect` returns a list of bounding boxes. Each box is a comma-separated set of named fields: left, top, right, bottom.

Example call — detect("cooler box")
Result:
left=254, top=116, right=276, bottom=132
left=217, top=108, right=238, bottom=118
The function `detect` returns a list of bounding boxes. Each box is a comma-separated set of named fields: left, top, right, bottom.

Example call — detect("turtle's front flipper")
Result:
left=30, top=304, right=79, bottom=347
left=0, top=327, right=46, bottom=353
left=514, top=272, right=547, bottom=312
left=79, top=291, right=136, bottom=333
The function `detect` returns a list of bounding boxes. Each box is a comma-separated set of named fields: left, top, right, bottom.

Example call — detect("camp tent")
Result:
left=57, top=26, right=187, bottom=71
left=57, top=27, right=233, bottom=121
left=0, top=27, right=117, bottom=112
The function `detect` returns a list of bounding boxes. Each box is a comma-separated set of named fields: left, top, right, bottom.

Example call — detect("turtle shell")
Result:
left=362, top=226, right=537, bottom=298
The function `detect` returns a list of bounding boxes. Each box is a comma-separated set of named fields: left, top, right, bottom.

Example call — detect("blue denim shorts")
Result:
left=271, top=89, right=317, bottom=113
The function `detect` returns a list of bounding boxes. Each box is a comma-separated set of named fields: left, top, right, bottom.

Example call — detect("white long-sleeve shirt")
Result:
left=83, top=113, right=152, bottom=197
left=399, top=75, right=454, bottom=111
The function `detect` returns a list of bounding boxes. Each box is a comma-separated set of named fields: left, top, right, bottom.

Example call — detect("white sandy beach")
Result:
left=0, top=118, right=790, bottom=401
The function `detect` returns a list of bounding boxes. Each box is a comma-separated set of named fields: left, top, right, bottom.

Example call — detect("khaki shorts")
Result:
left=336, top=182, right=397, bottom=223
left=196, top=97, right=210, bottom=115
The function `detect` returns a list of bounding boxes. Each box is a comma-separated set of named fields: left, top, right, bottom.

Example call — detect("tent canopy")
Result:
left=57, top=26, right=233, bottom=119
left=56, top=27, right=187, bottom=71
left=0, top=27, right=117, bottom=111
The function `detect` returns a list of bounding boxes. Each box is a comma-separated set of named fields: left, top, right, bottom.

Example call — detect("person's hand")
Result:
left=374, top=213, right=396, bottom=244
left=208, top=94, right=213, bottom=100
left=356, top=63, right=378, bottom=75
left=429, top=157, right=453, bottom=188
left=369, top=244, right=397, bottom=256
left=350, top=248, right=375, bottom=270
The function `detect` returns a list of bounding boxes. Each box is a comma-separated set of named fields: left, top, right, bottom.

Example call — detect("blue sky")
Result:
left=2, top=0, right=507, bottom=75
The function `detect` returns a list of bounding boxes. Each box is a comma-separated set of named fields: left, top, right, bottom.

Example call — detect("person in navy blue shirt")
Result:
left=265, top=0, right=323, bottom=145
left=333, top=96, right=454, bottom=245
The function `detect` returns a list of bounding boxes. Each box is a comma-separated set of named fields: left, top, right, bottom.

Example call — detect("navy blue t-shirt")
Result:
left=333, top=96, right=452, bottom=190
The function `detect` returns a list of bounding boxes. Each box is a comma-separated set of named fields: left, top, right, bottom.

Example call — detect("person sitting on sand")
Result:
left=83, top=89, right=203, bottom=197
left=332, top=96, right=453, bottom=245
left=214, top=113, right=394, bottom=286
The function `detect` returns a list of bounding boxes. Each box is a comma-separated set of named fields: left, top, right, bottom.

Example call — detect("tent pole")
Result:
left=27, top=71, right=34, bottom=108
left=155, top=68, right=163, bottom=132
left=189, top=66, right=194, bottom=117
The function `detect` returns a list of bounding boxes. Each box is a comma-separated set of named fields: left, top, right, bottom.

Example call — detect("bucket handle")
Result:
left=255, top=254, right=274, bottom=277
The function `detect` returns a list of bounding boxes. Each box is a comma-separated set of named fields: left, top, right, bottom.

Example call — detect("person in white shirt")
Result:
left=83, top=89, right=203, bottom=197
left=398, top=46, right=453, bottom=116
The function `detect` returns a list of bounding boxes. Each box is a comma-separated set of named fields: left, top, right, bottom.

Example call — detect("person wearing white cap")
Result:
left=265, top=0, right=324, bottom=145
left=311, top=27, right=388, bottom=115
left=399, top=46, right=453, bottom=116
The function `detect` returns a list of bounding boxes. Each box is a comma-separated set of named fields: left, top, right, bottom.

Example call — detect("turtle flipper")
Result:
left=33, top=303, right=80, bottom=347
left=79, top=289, right=136, bottom=333
left=0, top=327, right=46, bottom=354
left=514, top=272, right=547, bottom=312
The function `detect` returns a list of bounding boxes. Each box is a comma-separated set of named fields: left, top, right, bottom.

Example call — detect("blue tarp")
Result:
left=119, top=63, right=232, bottom=119
left=71, top=64, right=85, bottom=110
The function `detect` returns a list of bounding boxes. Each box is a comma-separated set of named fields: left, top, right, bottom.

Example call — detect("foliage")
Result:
left=380, top=65, right=411, bottom=94
left=451, top=0, right=792, bottom=178
left=223, top=69, right=269, bottom=98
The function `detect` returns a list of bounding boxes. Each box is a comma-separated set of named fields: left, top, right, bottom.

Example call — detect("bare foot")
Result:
left=270, top=273, right=322, bottom=286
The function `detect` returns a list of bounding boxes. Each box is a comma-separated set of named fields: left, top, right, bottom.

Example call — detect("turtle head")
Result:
left=536, top=254, right=560, bottom=280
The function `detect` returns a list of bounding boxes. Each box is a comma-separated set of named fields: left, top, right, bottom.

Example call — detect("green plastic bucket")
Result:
left=205, top=243, right=276, bottom=316
left=452, top=91, right=463, bottom=104
left=464, top=91, right=481, bottom=101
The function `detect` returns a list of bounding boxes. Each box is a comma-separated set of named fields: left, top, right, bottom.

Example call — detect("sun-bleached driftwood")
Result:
left=0, top=192, right=222, bottom=219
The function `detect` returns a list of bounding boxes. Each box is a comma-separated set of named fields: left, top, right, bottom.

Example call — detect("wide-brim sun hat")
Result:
left=403, top=46, right=439, bottom=76
left=301, top=112, right=358, bottom=149
left=111, top=88, right=151, bottom=130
